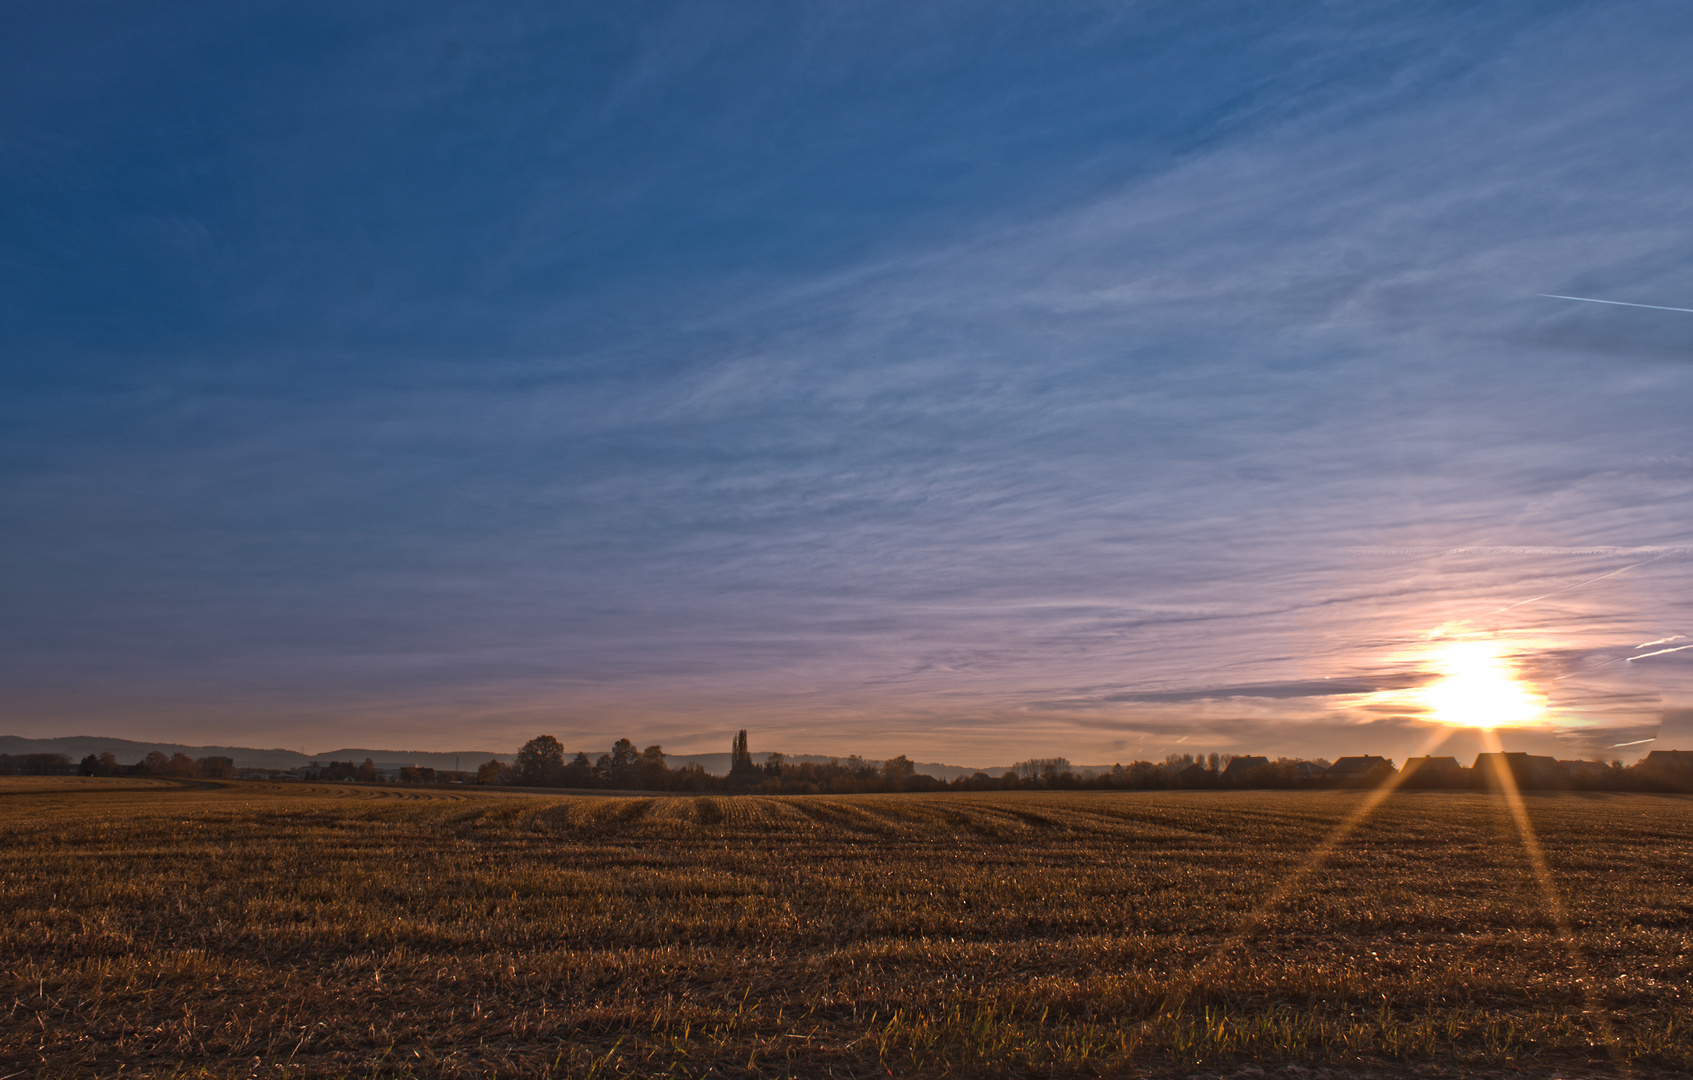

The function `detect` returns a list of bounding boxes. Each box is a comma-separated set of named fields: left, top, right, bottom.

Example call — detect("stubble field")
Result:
left=2, top=778, right=1691, bottom=1078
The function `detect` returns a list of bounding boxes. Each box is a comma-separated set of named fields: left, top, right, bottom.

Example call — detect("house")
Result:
left=1326, top=755, right=1394, bottom=783
left=1643, top=749, right=1693, bottom=769
left=1220, top=755, right=1268, bottom=781
left=1173, top=763, right=1211, bottom=786
left=1400, top=756, right=1463, bottom=787
left=1472, top=752, right=1567, bottom=790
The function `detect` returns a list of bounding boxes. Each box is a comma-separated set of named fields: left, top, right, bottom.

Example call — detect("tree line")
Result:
left=473, top=736, right=1693, bottom=794
left=474, top=738, right=1290, bottom=794
left=0, top=752, right=238, bottom=778
left=11, top=737, right=1693, bottom=794
left=470, top=731, right=933, bottom=793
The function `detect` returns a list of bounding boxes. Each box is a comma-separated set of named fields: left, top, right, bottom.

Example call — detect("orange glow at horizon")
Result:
left=1420, top=639, right=1547, bottom=730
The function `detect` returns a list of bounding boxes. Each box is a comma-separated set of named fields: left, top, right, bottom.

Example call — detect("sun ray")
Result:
left=1155, top=725, right=1456, bottom=1019
left=1478, top=727, right=1628, bottom=1074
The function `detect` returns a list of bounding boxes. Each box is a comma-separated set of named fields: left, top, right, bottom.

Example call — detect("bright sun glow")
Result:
left=1420, top=640, right=1546, bottom=729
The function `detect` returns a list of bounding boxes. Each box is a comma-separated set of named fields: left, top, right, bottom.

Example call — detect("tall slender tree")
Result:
left=729, top=729, right=758, bottom=784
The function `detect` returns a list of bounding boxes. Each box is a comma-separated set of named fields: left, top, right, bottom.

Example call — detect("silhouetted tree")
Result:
left=880, top=755, right=916, bottom=791
left=638, top=744, right=667, bottom=787
left=316, top=760, right=359, bottom=781
left=0, top=754, right=60, bottom=775
left=1014, top=757, right=1070, bottom=783
left=476, top=759, right=509, bottom=785
left=603, top=738, right=639, bottom=787
left=728, top=729, right=759, bottom=785
left=561, top=751, right=593, bottom=787
left=516, top=735, right=566, bottom=786
left=610, top=739, right=638, bottom=769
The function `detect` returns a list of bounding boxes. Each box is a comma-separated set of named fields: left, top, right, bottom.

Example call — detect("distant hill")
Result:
left=1, top=734, right=1110, bottom=780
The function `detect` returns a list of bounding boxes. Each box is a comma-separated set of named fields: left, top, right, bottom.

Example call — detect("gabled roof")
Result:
left=1472, top=753, right=1569, bottom=788
left=1472, top=752, right=1561, bottom=770
left=1644, top=749, right=1693, bottom=767
left=1395, top=758, right=1462, bottom=775
left=1328, top=754, right=1392, bottom=775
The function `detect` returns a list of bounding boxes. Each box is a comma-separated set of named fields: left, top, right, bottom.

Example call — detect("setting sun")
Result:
left=1420, top=640, right=1547, bottom=729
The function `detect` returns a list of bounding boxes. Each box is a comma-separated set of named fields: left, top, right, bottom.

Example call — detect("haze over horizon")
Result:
left=6, top=2, right=1693, bottom=764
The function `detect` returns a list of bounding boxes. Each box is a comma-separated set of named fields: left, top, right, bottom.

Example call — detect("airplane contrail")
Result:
left=1485, top=557, right=1660, bottom=617
left=1627, top=643, right=1693, bottom=662
left=1562, top=640, right=1693, bottom=681
left=1540, top=293, right=1693, bottom=314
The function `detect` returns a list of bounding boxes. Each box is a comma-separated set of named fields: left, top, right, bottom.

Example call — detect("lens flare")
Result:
left=1421, top=640, right=1545, bottom=729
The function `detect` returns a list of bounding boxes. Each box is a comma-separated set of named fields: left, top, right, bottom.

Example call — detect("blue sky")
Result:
left=5, top=1, right=1693, bottom=762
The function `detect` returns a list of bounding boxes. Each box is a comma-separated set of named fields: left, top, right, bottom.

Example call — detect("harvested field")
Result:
left=3, top=778, right=1691, bottom=1078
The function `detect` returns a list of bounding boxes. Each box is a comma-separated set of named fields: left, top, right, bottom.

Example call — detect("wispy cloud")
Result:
left=1104, top=675, right=1437, bottom=704
left=3, top=3, right=1693, bottom=759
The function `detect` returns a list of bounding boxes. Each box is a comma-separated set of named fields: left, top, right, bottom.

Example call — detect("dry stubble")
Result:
left=2, top=779, right=1690, bottom=1078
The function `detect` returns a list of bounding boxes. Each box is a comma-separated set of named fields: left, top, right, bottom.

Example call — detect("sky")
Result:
left=5, top=1, right=1693, bottom=764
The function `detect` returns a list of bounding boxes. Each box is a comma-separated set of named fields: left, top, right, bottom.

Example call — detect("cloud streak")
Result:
left=1106, top=675, right=1437, bottom=704
left=3, top=2, right=1693, bottom=760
